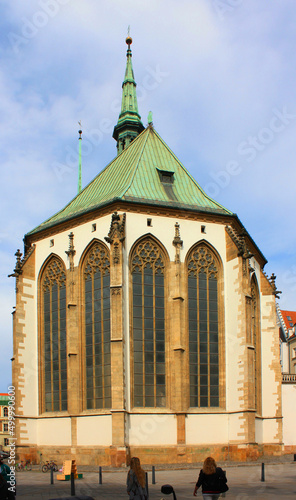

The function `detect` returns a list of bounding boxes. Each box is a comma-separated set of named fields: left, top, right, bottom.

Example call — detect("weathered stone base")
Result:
left=129, top=444, right=284, bottom=464
left=283, top=445, right=296, bottom=455
left=16, top=445, right=121, bottom=467
left=16, top=443, right=284, bottom=466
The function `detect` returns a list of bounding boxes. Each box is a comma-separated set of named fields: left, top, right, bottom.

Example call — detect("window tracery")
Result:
left=251, top=276, right=261, bottom=413
left=42, top=257, right=67, bottom=412
left=131, top=239, right=166, bottom=408
left=187, top=244, right=219, bottom=408
left=83, top=242, right=111, bottom=410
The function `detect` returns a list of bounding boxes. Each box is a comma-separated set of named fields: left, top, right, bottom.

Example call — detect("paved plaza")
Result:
left=14, top=461, right=296, bottom=499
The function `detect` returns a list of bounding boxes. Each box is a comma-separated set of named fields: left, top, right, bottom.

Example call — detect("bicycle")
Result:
left=41, top=460, right=58, bottom=473
left=16, top=460, right=32, bottom=471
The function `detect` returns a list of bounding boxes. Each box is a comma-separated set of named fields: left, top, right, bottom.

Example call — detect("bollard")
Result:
left=152, top=465, right=156, bottom=485
left=70, top=471, right=75, bottom=496
left=50, top=466, right=54, bottom=485
left=99, top=466, right=102, bottom=484
left=294, top=454, right=296, bottom=462
left=261, top=462, right=265, bottom=482
left=146, top=472, right=149, bottom=498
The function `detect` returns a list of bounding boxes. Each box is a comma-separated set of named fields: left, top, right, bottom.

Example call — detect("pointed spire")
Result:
left=113, top=33, right=144, bottom=155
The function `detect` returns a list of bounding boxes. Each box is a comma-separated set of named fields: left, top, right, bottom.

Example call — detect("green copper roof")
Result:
left=27, top=126, right=232, bottom=237
left=0, top=394, right=9, bottom=404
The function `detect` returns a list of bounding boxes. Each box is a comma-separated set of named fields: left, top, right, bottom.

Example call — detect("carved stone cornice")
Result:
left=113, top=242, right=120, bottom=265
left=111, top=286, right=122, bottom=296
left=9, top=249, right=23, bottom=277
left=245, top=295, right=252, bottom=305
left=9, top=244, right=36, bottom=279
left=226, top=225, right=254, bottom=276
left=105, top=212, right=126, bottom=244
left=8, top=246, right=36, bottom=292
left=263, top=272, right=282, bottom=299
left=8, top=249, right=23, bottom=292
left=172, top=222, right=183, bottom=264
left=226, top=225, right=241, bottom=250
left=21, top=241, right=35, bottom=265
left=65, top=232, right=76, bottom=271
left=65, top=232, right=76, bottom=302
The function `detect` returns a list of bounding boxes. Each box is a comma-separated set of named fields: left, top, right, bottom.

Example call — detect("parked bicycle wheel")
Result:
left=42, top=464, right=48, bottom=473
left=26, top=463, right=32, bottom=471
left=16, top=463, right=23, bottom=471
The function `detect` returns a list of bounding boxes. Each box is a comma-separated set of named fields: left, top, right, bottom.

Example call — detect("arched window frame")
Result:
left=80, top=239, right=111, bottom=411
left=250, top=273, right=261, bottom=415
left=3, top=407, right=8, bottom=417
left=186, top=241, right=225, bottom=410
left=129, top=235, right=169, bottom=409
left=39, top=254, right=67, bottom=414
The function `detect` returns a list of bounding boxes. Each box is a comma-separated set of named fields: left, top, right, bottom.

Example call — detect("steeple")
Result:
left=113, top=34, right=144, bottom=155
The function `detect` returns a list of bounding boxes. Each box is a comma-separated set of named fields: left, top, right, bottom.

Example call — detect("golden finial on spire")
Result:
left=126, top=25, right=132, bottom=46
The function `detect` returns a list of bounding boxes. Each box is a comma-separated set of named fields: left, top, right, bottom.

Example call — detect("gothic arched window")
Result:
left=83, top=242, right=111, bottom=410
left=131, top=238, right=166, bottom=408
left=42, top=257, right=67, bottom=412
left=251, top=275, right=261, bottom=413
left=187, top=244, right=220, bottom=408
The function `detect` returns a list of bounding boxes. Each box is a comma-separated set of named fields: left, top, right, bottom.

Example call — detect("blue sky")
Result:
left=1, top=0, right=296, bottom=390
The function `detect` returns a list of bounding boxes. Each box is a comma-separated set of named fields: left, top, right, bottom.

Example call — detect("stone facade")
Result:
left=10, top=36, right=286, bottom=467
left=12, top=205, right=283, bottom=465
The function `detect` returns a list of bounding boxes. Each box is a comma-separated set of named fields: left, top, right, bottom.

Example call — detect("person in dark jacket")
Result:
left=193, top=456, right=228, bottom=499
left=0, top=459, right=15, bottom=500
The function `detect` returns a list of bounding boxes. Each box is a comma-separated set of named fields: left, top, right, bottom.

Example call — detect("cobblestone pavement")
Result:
left=14, top=462, right=296, bottom=499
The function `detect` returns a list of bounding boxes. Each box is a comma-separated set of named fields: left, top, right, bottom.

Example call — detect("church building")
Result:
left=11, top=36, right=283, bottom=466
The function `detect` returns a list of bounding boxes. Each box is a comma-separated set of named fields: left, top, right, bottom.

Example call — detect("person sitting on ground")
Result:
left=193, top=456, right=228, bottom=499
left=127, top=456, right=148, bottom=500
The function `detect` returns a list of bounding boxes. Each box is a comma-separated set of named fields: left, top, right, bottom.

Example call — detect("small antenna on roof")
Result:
left=148, top=111, right=153, bottom=126
left=78, top=121, right=82, bottom=194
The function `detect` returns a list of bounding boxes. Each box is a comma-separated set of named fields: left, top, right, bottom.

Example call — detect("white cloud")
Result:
left=1, top=0, right=296, bottom=388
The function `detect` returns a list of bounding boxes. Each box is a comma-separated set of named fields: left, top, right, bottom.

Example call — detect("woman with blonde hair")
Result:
left=127, top=456, right=148, bottom=499
left=193, top=457, right=228, bottom=499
